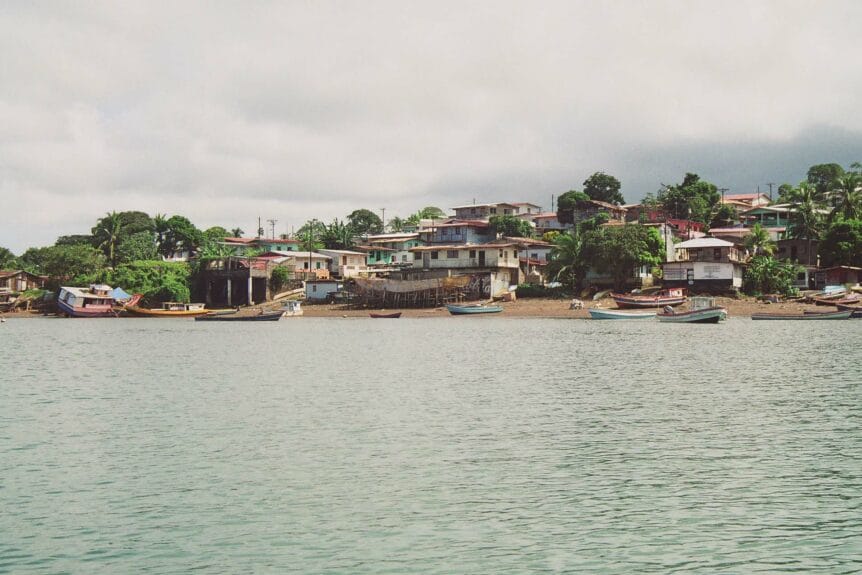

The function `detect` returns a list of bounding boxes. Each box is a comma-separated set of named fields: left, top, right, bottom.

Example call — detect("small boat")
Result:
left=195, top=310, right=283, bottom=322
left=751, top=309, right=852, bottom=320
left=281, top=300, right=303, bottom=317
left=588, top=308, right=656, bottom=320
left=57, top=285, right=117, bottom=317
left=369, top=312, right=402, bottom=318
left=612, top=288, right=687, bottom=309
left=125, top=301, right=209, bottom=317
left=836, top=303, right=862, bottom=318
left=657, top=297, right=727, bottom=324
left=446, top=303, right=503, bottom=315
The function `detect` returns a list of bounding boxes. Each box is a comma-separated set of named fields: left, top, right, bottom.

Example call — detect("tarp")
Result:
left=111, top=287, right=132, bottom=301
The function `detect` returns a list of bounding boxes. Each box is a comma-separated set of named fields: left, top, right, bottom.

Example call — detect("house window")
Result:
left=447, top=250, right=459, bottom=258
left=312, top=285, right=317, bottom=292
left=469, top=250, right=476, bottom=258
left=303, top=262, right=309, bottom=269
left=713, top=248, right=721, bottom=259
left=315, top=262, right=321, bottom=269
left=431, top=251, right=439, bottom=260
left=499, top=250, right=503, bottom=257
left=513, top=250, right=517, bottom=258
left=531, top=252, right=538, bottom=260
left=490, top=208, right=497, bottom=214
left=414, top=252, right=422, bottom=260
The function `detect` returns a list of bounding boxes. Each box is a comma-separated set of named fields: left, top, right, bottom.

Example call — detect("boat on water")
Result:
left=612, top=288, right=687, bottom=309
left=751, top=309, right=852, bottom=320
left=195, top=310, right=284, bottom=322
left=370, top=312, right=402, bottom=318
left=57, top=285, right=118, bottom=317
left=446, top=303, right=503, bottom=315
left=657, top=297, right=727, bottom=324
left=588, top=308, right=656, bottom=320
left=125, top=301, right=209, bottom=317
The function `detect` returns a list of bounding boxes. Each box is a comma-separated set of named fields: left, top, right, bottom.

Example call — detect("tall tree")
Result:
left=417, top=206, right=446, bottom=219
left=117, top=232, right=159, bottom=263
left=546, top=230, right=584, bottom=291
left=55, top=234, right=95, bottom=247
left=203, top=226, right=230, bottom=243
left=807, top=163, right=845, bottom=197
left=819, top=219, right=862, bottom=267
left=0, top=246, right=17, bottom=269
left=579, top=225, right=664, bottom=291
left=789, top=182, right=824, bottom=265
left=296, top=220, right=326, bottom=251
left=583, top=172, right=624, bottom=204
left=656, top=173, right=719, bottom=225
left=828, top=172, right=862, bottom=221
left=387, top=216, right=405, bottom=232
left=157, top=215, right=203, bottom=258
left=488, top=215, right=533, bottom=238
left=321, top=219, right=355, bottom=249
left=347, top=209, right=384, bottom=236
left=230, top=227, right=244, bottom=238
left=32, top=244, right=106, bottom=286
left=556, top=191, right=590, bottom=225
left=92, top=211, right=124, bottom=267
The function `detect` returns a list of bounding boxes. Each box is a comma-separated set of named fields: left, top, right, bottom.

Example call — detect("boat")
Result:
left=369, top=312, right=402, bottom=318
left=125, top=301, right=209, bottom=317
left=281, top=300, right=303, bottom=316
left=657, top=296, right=727, bottom=324
left=751, top=309, right=852, bottom=320
left=612, top=288, right=687, bottom=309
left=57, top=285, right=118, bottom=317
left=836, top=303, right=862, bottom=318
left=588, top=308, right=656, bottom=320
left=195, top=310, right=283, bottom=322
left=446, top=303, right=503, bottom=315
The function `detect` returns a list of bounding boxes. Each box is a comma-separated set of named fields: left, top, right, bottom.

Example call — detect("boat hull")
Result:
left=195, top=311, right=283, bottom=322
left=125, top=305, right=210, bottom=317
left=370, top=312, right=402, bottom=318
left=588, top=308, right=656, bottom=320
left=751, top=310, right=852, bottom=320
left=57, top=298, right=116, bottom=318
left=657, top=307, right=727, bottom=323
left=446, top=304, right=503, bottom=315
left=612, top=295, right=687, bottom=309
left=836, top=304, right=862, bottom=318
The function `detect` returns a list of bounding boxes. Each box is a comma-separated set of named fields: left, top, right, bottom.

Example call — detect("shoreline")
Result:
left=1, top=296, right=833, bottom=320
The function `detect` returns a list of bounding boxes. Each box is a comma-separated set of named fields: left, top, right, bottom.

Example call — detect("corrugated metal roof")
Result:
left=674, top=237, right=736, bottom=249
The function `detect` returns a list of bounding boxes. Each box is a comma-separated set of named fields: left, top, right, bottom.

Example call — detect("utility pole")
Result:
left=766, top=182, right=775, bottom=203
left=267, top=219, right=278, bottom=240
left=257, top=216, right=263, bottom=239
left=380, top=208, right=386, bottom=232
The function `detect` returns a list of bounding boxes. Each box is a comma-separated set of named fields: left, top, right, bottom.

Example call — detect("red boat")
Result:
left=369, top=312, right=402, bottom=318
left=611, top=288, right=687, bottom=309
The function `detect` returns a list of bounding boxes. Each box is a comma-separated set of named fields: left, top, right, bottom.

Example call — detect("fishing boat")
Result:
left=125, top=301, right=209, bottom=317
left=281, top=300, right=303, bottom=317
left=612, top=288, right=687, bottom=309
left=751, top=309, right=852, bottom=320
left=446, top=303, right=503, bottom=315
left=588, top=308, right=656, bottom=320
left=195, top=310, right=283, bottom=322
left=657, top=297, right=727, bottom=324
left=57, top=285, right=117, bottom=317
left=369, top=312, right=402, bottom=318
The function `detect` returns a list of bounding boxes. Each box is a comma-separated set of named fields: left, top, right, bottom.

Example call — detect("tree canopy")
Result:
left=819, top=219, right=862, bottom=267
left=347, top=209, right=384, bottom=235
left=743, top=256, right=801, bottom=296
left=579, top=224, right=664, bottom=291
left=0, top=246, right=17, bottom=269
left=807, top=163, right=845, bottom=196
left=654, top=173, right=720, bottom=226
left=556, top=191, right=590, bottom=224
left=488, top=215, right=533, bottom=238
left=583, top=172, right=624, bottom=204
left=109, top=261, right=191, bottom=304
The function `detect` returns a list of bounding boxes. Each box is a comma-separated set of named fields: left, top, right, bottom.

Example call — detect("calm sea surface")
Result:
left=1, top=317, right=860, bottom=574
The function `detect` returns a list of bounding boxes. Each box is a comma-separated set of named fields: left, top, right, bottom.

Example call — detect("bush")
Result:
left=270, top=266, right=291, bottom=293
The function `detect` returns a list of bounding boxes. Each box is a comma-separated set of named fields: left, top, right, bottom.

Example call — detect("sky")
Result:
left=2, top=0, right=861, bottom=254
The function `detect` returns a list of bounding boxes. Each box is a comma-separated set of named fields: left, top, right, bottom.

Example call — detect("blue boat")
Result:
left=588, top=308, right=656, bottom=320
left=446, top=303, right=503, bottom=315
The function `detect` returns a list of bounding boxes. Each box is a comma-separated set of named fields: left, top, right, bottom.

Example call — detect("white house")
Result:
left=317, top=249, right=367, bottom=278
left=662, top=237, right=746, bottom=291
left=451, top=202, right=520, bottom=221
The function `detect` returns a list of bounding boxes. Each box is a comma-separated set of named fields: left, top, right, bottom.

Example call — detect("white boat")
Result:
left=281, top=300, right=303, bottom=316
left=588, top=308, right=656, bottom=320
left=657, top=297, right=727, bottom=324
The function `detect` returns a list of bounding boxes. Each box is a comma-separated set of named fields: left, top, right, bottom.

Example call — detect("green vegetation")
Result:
left=582, top=171, right=624, bottom=205
left=653, top=173, right=719, bottom=226
left=269, top=266, right=292, bottom=293
left=488, top=215, right=533, bottom=238
left=580, top=225, right=664, bottom=292
left=109, top=261, right=192, bottom=303
left=555, top=191, right=590, bottom=225
left=346, top=209, right=384, bottom=236
left=743, top=256, right=801, bottom=296
left=819, top=219, right=862, bottom=267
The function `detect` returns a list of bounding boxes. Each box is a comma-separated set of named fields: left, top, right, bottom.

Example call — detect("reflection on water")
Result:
left=1, top=318, right=860, bottom=573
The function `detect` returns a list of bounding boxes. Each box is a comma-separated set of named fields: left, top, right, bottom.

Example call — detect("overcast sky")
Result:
left=2, top=1, right=861, bottom=253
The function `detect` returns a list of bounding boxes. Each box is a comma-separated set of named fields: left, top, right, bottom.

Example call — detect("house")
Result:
left=504, top=237, right=553, bottom=281
left=572, top=200, right=626, bottom=225
left=305, top=279, right=343, bottom=302
left=361, top=233, right=423, bottom=266
left=317, top=249, right=367, bottom=278
left=661, top=237, right=746, bottom=292
left=531, top=213, right=573, bottom=234
left=740, top=205, right=795, bottom=239
left=511, top=202, right=543, bottom=219
left=776, top=238, right=819, bottom=266
left=721, top=192, right=771, bottom=208
left=407, top=242, right=521, bottom=297
left=274, top=251, right=331, bottom=280
left=451, top=203, right=520, bottom=221
left=200, top=254, right=298, bottom=306
left=419, top=220, right=494, bottom=245
left=814, top=266, right=862, bottom=290
left=0, top=270, right=46, bottom=293
left=222, top=237, right=301, bottom=254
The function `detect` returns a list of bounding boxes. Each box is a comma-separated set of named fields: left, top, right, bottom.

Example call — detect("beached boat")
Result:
left=836, top=303, right=862, bottom=318
left=125, top=301, right=209, bottom=317
left=588, top=308, right=656, bottom=320
left=281, top=300, right=303, bottom=317
left=446, top=303, right=503, bottom=315
left=57, top=285, right=117, bottom=317
left=751, top=309, right=852, bottom=320
left=370, top=312, right=402, bottom=318
left=657, top=297, right=727, bottom=324
left=195, top=310, right=283, bottom=322
left=612, top=288, right=687, bottom=309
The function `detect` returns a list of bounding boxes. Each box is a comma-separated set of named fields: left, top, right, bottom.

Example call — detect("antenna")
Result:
left=380, top=208, right=386, bottom=230
left=766, top=182, right=775, bottom=202
left=267, top=219, right=278, bottom=239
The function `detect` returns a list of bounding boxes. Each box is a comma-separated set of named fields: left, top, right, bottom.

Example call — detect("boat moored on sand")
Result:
left=446, top=303, right=503, bottom=315
left=612, top=288, right=687, bottom=309
left=125, top=301, right=209, bottom=317
left=57, top=285, right=117, bottom=317
left=588, top=308, right=656, bottom=320
left=751, top=309, right=852, bottom=320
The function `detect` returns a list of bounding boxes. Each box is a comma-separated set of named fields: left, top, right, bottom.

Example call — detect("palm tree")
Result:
left=387, top=216, right=405, bottom=233
left=743, top=222, right=775, bottom=256
left=829, top=172, right=862, bottom=221
left=790, top=183, right=824, bottom=265
left=154, top=214, right=170, bottom=256
left=322, top=219, right=355, bottom=249
left=546, top=230, right=584, bottom=291
left=92, top=211, right=123, bottom=267
left=230, top=227, right=244, bottom=238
